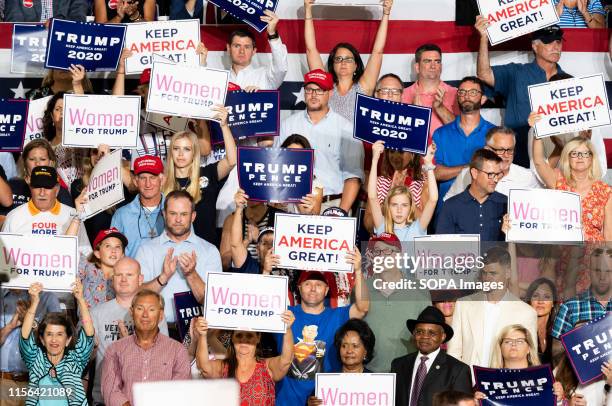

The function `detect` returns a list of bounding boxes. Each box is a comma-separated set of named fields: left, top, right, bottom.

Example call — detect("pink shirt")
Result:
left=401, top=81, right=460, bottom=140
left=102, top=333, right=191, bottom=406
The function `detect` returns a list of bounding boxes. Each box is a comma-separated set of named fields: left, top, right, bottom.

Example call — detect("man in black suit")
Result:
left=391, top=306, right=472, bottom=406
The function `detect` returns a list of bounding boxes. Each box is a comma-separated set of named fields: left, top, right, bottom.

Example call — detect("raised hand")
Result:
left=262, top=10, right=280, bottom=35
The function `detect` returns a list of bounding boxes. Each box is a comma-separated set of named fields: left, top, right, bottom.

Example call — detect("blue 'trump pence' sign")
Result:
left=238, top=147, right=314, bottom=203
left=45, top=19, right=126, bottom=72
left=474, top=365, right=555, bottom=406
left=0, top=99, right=29, bottom=152
left=354, top=94, right=431, bottom=155
left=561, top=313, right=612, bottom=384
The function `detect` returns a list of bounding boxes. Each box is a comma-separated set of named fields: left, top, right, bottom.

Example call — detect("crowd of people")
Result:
left=0, top=1, right=611, bottom=406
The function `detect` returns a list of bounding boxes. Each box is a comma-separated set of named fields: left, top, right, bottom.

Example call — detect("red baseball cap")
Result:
left=228, top=82, right=241, bottom=91
left=140, top=68, right=151, bottom=85
left=93, top=227, right=128, bottom=250
left=369, top=232, right=402, bottom=250
left=134, top=155, right=164, bottom=176
left=304, top=69, right=334, bottom=91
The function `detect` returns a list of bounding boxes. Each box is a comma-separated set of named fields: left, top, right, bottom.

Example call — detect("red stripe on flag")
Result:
left=0, top=21, right=607, bottom=53
left=604, top=139, right=612, bottom=169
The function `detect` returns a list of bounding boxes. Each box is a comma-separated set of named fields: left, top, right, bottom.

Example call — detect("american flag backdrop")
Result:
left=0, top=0, right=610, bottom=166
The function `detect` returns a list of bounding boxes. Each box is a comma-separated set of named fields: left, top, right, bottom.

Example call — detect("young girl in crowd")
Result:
left=195, top=312, right=295, bottom=406
left=162, top=106, right=236, bottom=246
left=368, top=140, right=437, bottom=240
left=303, top=0, right=393, bottom=120
left=19, top=282, right=95, bottom=405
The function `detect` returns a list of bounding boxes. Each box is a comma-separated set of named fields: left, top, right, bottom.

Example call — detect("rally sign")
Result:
left=208, top=0, right=279, bottom=32
left=474, top=365, right=555, bottom=406
left=0, top=233, right=78, bottom=292
left=315, top=373, right=396, bottom=406
left=174, top=291, right=202, bottom=342
left=23, top=95, right=51, bottom=147
left=528, top=74, right=611, bottom=138
left=561, top=313, right=612, bottom=384
left=124, top=19, right=200, bottom=74
left=146, top=62, right=229, bottom=121
left=413, top=234, right=481, bottom=289
left=209, top=90, right=280, bottom=143
left=507, top=189, right=582, bottom=242
left=83, top=149, right=124, bottom=220
left=273, top=213, right=357, bottom=272
left=62, top=94, right=141, bottom=148
left=45, top=19, right=126, bottom=71
left=11, top=24, right=47, bottom=74
left=145, top=112, right=189, bottom=132
left=0, top=99, right=28, bottom=152
left=353, top=94, right=431, bottom=154
left=477, top=0, right=559, bottom=46
left=133, top=380, right=239, bottom=406
left=203, top=272, right=288, bottom=333
left=238, top=147, right=314, bottom=203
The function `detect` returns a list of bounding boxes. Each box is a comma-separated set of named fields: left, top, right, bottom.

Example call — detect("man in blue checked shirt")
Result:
left=135, top=190, right=222, bottom=340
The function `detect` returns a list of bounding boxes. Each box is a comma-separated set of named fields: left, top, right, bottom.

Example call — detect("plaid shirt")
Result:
left=552, top=289, right=612, bottom=339
left=40, top=0, right=53, bottom=21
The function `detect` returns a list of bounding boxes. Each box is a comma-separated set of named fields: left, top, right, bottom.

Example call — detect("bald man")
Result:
left=90, top=258, right=169, bottom=406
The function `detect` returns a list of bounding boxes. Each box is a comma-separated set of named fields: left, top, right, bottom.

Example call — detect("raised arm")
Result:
left=267, top=311, right=295, bottom=381
left=348, top=248, right=369, bottom=319
left=529, top=113, right=557, bottom=189
left=359, top=0, right=393, bottom=95
left=213, top=106, right=237, bottom=180
left=230, top=189, right=250, bottom=268
left=66, top=189, right=87, bottom=236
left=367, top=141, right=385, bottom=232
left=304, top=0, right=325, bottom=71
left=194, top=318, right=225, bottom=378
left=112, top=49, right=132, bottom=96
left=475, top=15, right=495, bottom=87
left=69, top=64, right=86, bottom=95
left=21, top=283, right=43, bottom=339
left=418, top=144, right=438, bottom=230
left=74, top=280, right=95, bottom=336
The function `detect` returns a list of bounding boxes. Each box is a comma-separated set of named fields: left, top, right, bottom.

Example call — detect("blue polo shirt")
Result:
left=436, top=188, right=507, bottom=241
left=492, top=61, right=565, bottom=167
left=433, top=115, right=493, bottom=209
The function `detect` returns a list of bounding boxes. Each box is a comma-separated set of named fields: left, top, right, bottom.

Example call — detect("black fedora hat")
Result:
left=406, top=306, right=454, bottom=343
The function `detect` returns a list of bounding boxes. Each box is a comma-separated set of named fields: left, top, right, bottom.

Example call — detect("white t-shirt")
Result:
left=1, top=200, right=92, bottom=257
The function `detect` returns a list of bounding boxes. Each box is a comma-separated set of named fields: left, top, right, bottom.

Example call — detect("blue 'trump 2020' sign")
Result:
left=238, top=147, right=314, bottom=203
left=11, top=24, right=47, bottom=74
left=45, top=19, right=126, bottom=72
left=208, top=0, right=279, bottom=32
left=354, top=93, right=431, bottom=155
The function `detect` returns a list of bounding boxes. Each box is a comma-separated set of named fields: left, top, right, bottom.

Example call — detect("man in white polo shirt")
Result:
left=1, top=166, right=91, bottom=256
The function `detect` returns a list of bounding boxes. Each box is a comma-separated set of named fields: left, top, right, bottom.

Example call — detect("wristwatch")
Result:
left=267, top=32, right=279, bottom=40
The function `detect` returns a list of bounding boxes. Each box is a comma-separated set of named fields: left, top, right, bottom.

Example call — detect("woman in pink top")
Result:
left=195, top=312, right=295, bottom=406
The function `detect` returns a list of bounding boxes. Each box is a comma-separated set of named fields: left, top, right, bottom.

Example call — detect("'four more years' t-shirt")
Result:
left=274, top=305, right=350, bottom=406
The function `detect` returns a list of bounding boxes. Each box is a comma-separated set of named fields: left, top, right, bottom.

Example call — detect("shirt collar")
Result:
left=159, top=229, right=196, bottom=244
left=27, top=199, right=61, bottom=215
left=529, top=60, right=565, bottom=77
left=417, top=347, right=441, bottom=362
left=304, top=108, right=332, bottom=124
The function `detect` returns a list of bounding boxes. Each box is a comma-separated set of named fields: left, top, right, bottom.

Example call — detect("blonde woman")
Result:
left=162, top=106, right=237, bottom=245
left=489, top=324, right=540, bottom=369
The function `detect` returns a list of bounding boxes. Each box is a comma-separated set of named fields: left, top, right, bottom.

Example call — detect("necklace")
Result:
left=141, top=201, right=161, bottom=238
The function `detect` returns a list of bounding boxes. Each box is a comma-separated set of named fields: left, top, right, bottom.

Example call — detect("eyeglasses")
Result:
left=371, top=247, right=397, bottom=256
left=457, top=89, right=482, bottom=97
left=501, top=338, right=527, bottom=347
left=376, top=88, right=403, bottom=96
left=414, top=328, right=440, bottom=338
left=476, top=169, right=503, bottom=180
left=420, top=59, right=441, bottom=65
left=569, top=151, right=593, bottom=159
left=304, top=87, right=327, bottom=96
left=488, top=146, right=515, bottom=156
left=333, top=56, right=355, bottom=64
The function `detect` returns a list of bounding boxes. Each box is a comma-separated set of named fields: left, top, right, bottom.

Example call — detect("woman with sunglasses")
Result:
left=303, top=0, right=393, bottom=121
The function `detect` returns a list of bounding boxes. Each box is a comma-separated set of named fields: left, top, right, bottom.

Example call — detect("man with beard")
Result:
left=433, top=76, right=494, bottom=212
left=391, top=306, right=472, bottom=406
left=476, top=22, right=566, bottom=168
left=552, top=245, right=612, bottom=351
left=436, top=149, right=507, bottom=241
left=274, top=69, right=364, bottom=213
left=135, top=190, right=221, bottom=339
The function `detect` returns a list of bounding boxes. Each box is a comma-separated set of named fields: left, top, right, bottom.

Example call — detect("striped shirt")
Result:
left=19, top=329, right=94, bottom=406
left=101, top=333, right=191, bottom=406
left=554, top=0, right=605, bottom=27
left=40, top=0, right=53, bottom=21
left=376, top=175, right=423, bottom=209
left=551, top=289, right=612, bottom=339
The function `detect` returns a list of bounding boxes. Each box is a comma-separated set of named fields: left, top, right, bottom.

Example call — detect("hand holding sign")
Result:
left=28, top=282, right=43, bottom=304
left=262, top=249, right=280, bottom=275
left=474, top=15, right=490, bottom=38
left=211, top=105, right=229, bottom=128
left=280, top=310, right=295, bottom=329
left=262, top=10, right=280, bottom=35
left=602, top=361, right=612, bottom=385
